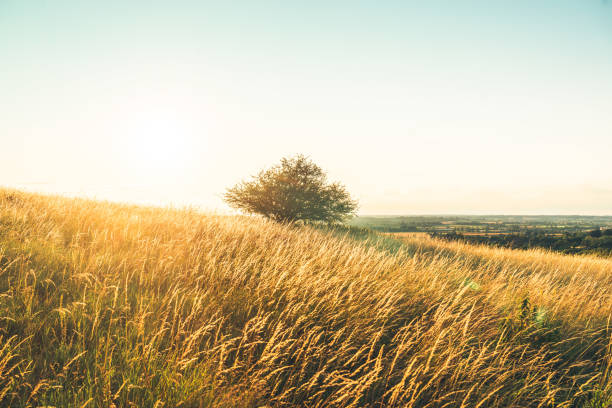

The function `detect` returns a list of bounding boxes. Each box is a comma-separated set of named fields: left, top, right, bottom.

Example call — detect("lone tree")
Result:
left=224, top=155, right=357, bottom=223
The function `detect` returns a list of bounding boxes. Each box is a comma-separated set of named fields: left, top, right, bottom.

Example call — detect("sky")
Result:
left=1, top=0, right=611, bottom=214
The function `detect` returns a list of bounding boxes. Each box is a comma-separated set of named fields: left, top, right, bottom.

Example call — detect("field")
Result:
left=352, top=216, right=612, bottom=256
left=351, top=215, right=612, bottom=234
left=1, top=189, right=612, bottom=407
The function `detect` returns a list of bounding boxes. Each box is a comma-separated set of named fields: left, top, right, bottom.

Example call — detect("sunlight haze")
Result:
left=2, top=1, right=611, bottom=214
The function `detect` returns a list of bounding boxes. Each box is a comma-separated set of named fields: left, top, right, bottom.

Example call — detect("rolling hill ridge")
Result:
left=0, top=189, right=610, bottom=407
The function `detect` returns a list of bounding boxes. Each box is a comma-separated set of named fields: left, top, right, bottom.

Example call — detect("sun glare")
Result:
left=113, top=111, right=194, bottom=185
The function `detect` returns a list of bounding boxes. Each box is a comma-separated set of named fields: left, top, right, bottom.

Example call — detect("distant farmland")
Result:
left=355, top=215, right=612, bottom=256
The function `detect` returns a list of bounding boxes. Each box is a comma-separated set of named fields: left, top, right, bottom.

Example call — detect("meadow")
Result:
left=0, top=189, right=611, bottom=407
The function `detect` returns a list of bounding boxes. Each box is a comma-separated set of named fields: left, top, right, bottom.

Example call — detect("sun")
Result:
left=113, top=111, right=194, bottom=185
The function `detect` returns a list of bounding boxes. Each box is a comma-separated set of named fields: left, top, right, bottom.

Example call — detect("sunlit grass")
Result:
left=0, top=189, right=610, bottom=407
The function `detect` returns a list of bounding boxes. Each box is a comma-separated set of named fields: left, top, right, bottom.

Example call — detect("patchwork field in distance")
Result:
left=354, top=215, right=612, bottom=256
left=0, top=189, right=611, bottom=407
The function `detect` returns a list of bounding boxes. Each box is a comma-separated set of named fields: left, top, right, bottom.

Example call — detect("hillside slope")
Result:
left=0, top=189, right=610, bottom=407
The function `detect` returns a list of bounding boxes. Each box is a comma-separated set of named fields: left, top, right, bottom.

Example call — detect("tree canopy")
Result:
left=224, top=155, right=357, bottom=223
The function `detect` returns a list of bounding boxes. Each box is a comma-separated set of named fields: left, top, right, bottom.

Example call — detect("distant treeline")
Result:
left=433, top=229, right=612, bottom=256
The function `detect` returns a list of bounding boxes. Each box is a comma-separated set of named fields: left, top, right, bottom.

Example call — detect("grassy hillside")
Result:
left=0, top=189, right=611, bottom=407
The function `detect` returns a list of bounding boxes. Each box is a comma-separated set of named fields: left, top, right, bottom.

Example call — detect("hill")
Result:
left=0, top=189, right=611, bottom=407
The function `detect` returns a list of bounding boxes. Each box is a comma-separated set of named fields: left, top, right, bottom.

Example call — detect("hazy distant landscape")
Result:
left=352, top=215, right=612, bottom=256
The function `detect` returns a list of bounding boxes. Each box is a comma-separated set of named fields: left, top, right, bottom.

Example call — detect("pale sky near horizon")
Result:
left=2, top=1, right=612, bottom=215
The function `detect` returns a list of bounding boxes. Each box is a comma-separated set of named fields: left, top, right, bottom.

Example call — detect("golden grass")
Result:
left=0, top=188, right=610, bottom=407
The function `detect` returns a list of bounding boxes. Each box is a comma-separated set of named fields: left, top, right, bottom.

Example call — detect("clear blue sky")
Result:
left=2, top=1, right=611, bottom=214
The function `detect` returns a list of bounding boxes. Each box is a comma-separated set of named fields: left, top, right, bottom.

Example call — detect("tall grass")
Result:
left=0, top=188, right=610, bottom=407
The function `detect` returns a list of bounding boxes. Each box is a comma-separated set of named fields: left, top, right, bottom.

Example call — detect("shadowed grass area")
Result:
left=0, top=189, right=610, bottom=407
